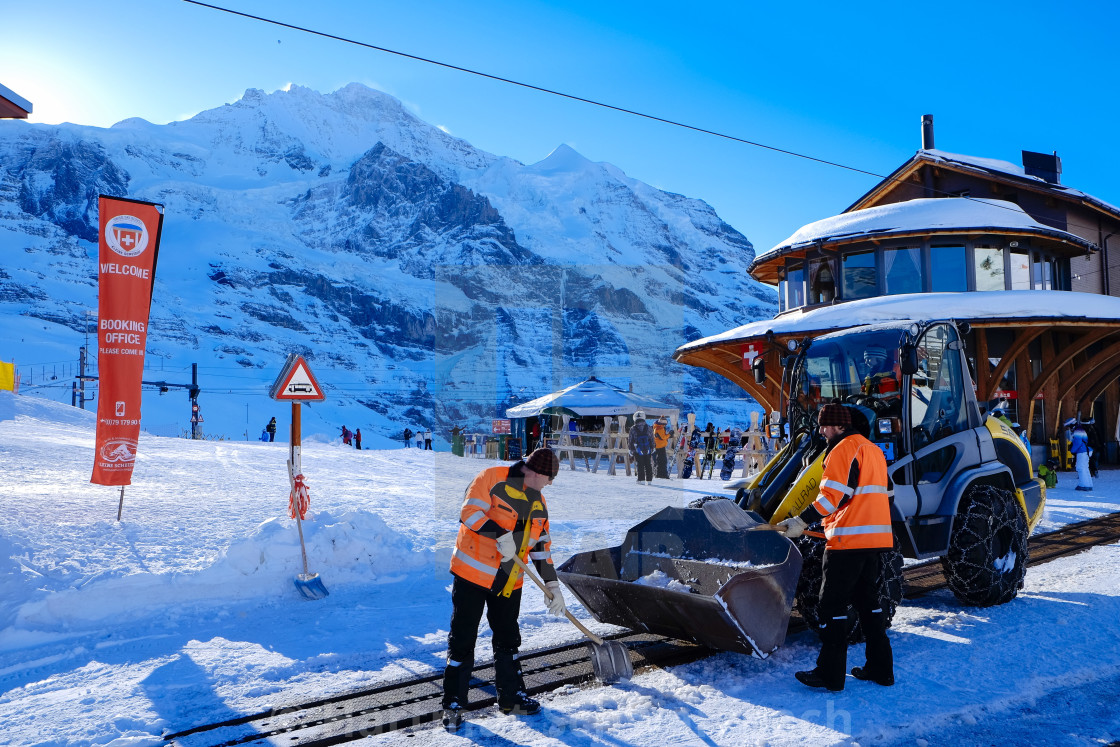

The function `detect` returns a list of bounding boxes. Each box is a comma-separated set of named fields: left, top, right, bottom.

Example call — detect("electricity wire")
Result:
left=178, top=0, right=1119, bottom=239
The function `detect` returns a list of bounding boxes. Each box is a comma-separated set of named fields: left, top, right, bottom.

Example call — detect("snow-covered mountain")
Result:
left=0, top=83, right=775, bottom=444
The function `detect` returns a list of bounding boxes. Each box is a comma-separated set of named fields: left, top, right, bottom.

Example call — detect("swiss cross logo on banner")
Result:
left=269, top=354, right=326, bottom=401
left=741, top=342, right=762, bottom=371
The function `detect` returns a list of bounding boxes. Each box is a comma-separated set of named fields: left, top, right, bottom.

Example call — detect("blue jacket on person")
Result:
left=1069, top=426, right=1089, bottom=455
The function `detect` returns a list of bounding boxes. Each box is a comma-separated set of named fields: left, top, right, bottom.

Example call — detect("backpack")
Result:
left=630, top=424, right=655, bottom=456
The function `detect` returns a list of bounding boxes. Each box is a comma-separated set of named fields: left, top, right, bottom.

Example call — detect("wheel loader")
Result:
left=558, top=319, right=1045, bottom=657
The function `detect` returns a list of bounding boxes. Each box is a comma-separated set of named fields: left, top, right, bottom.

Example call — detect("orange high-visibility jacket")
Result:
left=653, top=423, right=670, bottom=449
left=449, top=463, right=557, bottom=595
left=863, top=363, right=902, bottom=399
left=810, top=433, right=893, bottom=551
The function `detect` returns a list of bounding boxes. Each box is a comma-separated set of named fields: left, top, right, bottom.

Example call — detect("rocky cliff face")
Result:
left=0, top=84, right=775, bottom=442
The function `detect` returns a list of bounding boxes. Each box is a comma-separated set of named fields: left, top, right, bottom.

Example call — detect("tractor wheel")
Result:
left=793, top=526, right=904, bottom=643
left=943, top=484, right=1029, bottom=607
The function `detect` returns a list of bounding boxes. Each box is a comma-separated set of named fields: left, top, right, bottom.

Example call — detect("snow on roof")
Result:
left=677, top=290, right=1120, bottom=353
left=505, top=377, right=679, bottom=419
left=757, top=197, right=1094, bottom=263
left=919, top=149, right=1120, bottom=219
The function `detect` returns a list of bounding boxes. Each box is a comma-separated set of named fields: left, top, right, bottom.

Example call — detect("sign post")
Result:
left=269, top=354, right=328, bottom=599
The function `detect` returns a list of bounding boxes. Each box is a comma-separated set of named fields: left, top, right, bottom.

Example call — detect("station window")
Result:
left=1032, top=253, right=1053, bottom=290
left=930, top=245, right=967, bottom=291
left=841, top=251, right=876, bottom=300
left=1010, top=249, right=1031, bottom=290
left=809, top=257, right=836, bottom=304
left=883, top=247, right=923, bottom=295
left=786, top=262, right=805, bottom=309
left=974, top=246, right=1005, bottom=291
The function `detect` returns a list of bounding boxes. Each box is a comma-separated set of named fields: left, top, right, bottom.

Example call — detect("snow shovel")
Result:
left=511, top=554, right=632, bottom=684
left=288, top=455, right=329, bottom=601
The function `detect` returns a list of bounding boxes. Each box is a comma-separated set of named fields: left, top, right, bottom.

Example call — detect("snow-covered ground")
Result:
left=1, top=390, right=1118, bottom=746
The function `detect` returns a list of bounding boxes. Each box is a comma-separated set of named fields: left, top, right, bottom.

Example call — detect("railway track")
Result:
left=164, top=510, right=1120, bottom=747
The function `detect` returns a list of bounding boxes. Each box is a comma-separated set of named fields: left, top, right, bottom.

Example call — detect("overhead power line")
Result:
left=180, top=0, right=1111, bottom=234
left=180, top=0, right=885, bottom=181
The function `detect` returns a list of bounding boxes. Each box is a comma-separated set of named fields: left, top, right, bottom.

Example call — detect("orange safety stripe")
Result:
left=811, top=434, right=893, bottom=551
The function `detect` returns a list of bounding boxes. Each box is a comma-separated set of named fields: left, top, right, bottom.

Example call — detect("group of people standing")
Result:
left=627, top=411, right=673, bottom=484
left=339, top=425, right=363, bottom=449
left=402, top=427, right=433, bottom=449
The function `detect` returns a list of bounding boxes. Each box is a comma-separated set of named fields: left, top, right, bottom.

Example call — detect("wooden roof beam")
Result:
left=1027, top=327, right=1120, bottom=400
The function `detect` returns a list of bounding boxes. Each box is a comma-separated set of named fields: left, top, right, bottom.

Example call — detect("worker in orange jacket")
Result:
left=861, top=345, right=901, bottom=401
left=442, top=448, right=563, bottom=731
left=778, top=402, right=895, bottom=691
left=652, top=417, right=672, bottom=479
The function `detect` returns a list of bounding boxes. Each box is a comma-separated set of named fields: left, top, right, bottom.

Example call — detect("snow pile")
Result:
left=633, top=570, right=694, bottom=593
left=11, top=509, right=436, bottom=632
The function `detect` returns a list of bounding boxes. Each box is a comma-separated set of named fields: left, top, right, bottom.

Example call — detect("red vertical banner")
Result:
left=91, top=196, right=164, bottom=486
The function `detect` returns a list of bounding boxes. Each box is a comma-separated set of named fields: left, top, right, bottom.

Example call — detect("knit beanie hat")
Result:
left=525, top=448, right=560, bottom=478
left=817, top=403, right=851, bottom=428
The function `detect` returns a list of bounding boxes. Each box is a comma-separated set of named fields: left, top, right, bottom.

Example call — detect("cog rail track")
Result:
left=164, top=510, right=1120, bottom=747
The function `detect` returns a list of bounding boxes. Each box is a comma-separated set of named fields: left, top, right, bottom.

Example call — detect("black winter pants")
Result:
left=814, top=549, right=892, bottom=689
left=443, top=576, right=524, bottom=707
left=654, top=448, right=669, bottom=479
left=634, top=454, right=653, bottom=482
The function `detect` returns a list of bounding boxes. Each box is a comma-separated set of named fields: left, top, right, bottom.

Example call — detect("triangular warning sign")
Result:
left=269, top=354, right=326, bottom=401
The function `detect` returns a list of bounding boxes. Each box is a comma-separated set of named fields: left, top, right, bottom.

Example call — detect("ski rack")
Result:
left=163, top=511, right=1120, bottom=746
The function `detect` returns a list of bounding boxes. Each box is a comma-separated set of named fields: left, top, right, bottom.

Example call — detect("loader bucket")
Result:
left=557, top=502, right=802, bottom=657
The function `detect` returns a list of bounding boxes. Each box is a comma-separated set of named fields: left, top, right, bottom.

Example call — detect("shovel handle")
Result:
left=751, top=524, right=826, bottom=539
left=510, top=554, right=606, bottom=645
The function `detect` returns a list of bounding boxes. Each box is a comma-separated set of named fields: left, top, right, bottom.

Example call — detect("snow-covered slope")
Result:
left=0, top=84, right=775, bottom=443
left=2, top=392, right=1119, bottom=746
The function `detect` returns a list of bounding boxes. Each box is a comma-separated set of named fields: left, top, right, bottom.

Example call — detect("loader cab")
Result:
left=786, top=321, right=980, bottom=556
left=788, top=321, right=974, bottom=468
left=788, top=325, right=909, bottom=461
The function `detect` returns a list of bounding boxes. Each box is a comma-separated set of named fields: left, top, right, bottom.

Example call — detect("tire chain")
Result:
left=942, top=484, right=1029, bottom=607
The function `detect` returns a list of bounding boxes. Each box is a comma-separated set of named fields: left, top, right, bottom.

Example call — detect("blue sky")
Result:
left=4, top=0, right=1119, bottom=255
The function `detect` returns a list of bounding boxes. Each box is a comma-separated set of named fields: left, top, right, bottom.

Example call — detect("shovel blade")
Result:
left=295, top=572, right=329, bottom=600
left=588, top=640, right=632, bottom=684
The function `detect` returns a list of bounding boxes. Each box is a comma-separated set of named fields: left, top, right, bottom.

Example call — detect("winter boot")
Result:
left=441, top=701, right=464, bottom=732
left=441, top=657, right=472, bottom=714
left=795, top=669, right=844, bottom=692
left=853, top=608, right=893, bottom=686
left=851, top=666, right=894, bottom=686
left=498, top=690, right=541, bottom=716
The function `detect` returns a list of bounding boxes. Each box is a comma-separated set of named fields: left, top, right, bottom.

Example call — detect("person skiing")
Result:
left=403, top=427, right=413, bottom=448
left=441, top=448, right=564, bottom=731
left=778, top=402, right=895, bottom=691
left=628, top=412, right=656, bottom=485
left=354, top=428, right=362, bottom=450
left=340, top=425, right=352, bottom=446
left=266, top=417, right=277, bottom=443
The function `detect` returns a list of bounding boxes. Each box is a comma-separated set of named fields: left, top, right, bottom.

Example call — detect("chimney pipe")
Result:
left=921, top=114, right=935, bottom=150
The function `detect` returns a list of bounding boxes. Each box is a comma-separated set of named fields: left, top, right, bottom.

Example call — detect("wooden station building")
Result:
left=676, top=116, right=1120, bottom=454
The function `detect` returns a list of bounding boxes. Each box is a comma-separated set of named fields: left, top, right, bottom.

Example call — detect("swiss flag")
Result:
left=741, top=342, right=761, bottom=370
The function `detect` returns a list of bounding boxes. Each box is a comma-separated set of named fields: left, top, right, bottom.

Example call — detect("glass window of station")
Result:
left=776, top=238, right=1071, bottom=313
